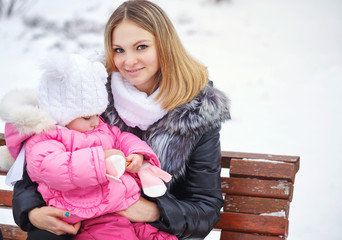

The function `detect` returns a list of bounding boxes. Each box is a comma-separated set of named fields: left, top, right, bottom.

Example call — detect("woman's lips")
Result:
left=126, top=67, right=144, bottom=77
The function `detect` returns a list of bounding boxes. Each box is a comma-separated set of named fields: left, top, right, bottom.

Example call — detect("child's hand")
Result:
left=126, top=154, right=143, bottom=173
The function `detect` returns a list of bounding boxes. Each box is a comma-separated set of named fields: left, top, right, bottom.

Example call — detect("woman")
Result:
left=12, top=0, right=230, bottom=239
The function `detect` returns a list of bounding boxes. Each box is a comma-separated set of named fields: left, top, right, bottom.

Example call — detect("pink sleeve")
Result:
left=26, top=138, right=107, bottom=192
left=110, top=126, right=160, bottom=168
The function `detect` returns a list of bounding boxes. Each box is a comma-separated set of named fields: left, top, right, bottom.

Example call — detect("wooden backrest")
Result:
left=216, top=151, right=299, bottom=239
left=0, top=134, right=300, bottom=240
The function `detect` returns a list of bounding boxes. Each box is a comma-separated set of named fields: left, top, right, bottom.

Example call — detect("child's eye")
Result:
left=114, top=48, right=124, bottom=53
left=83, top=117, right=91, bottom=120
left=137, top=45, right=147, bottom=50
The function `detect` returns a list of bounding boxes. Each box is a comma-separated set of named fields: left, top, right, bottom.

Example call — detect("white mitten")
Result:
left=105, top=155, right=126, bottom=183
left=137, top=161, right=172, bottom=197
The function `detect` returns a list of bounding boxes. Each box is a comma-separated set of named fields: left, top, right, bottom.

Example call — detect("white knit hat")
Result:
left=38, top=53, right=108, bottom=126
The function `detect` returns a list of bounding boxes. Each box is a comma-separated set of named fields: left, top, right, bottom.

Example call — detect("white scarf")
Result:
left=111, top=72, right=168, bottom=130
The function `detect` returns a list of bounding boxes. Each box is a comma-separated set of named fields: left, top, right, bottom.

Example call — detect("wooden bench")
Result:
left=0, top=133, right=300, bottom=240
left=216, top=151, right=299, bottom=239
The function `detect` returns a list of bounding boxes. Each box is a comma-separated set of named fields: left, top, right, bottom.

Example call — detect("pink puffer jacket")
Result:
left=21, top=119, right=159, bottom=223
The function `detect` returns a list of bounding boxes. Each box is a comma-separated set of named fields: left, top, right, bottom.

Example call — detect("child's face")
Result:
left=66, top=115, right=100, bottom=133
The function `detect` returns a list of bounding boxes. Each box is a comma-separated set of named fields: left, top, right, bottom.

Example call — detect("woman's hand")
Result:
left=28, top=206, right=81, bottom=235
left=117, top=196, right=160, bottom=222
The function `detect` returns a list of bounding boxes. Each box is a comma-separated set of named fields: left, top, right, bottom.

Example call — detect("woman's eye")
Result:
left=114, top=48, right=124, bottom=53
left=137, top=45, right=147, bottom=50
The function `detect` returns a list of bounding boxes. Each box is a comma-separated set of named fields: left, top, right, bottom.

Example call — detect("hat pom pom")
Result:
left=40, top=53, right=73, bottom=84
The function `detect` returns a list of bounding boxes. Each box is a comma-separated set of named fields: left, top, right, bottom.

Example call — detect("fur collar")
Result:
left=0, top=89, right=56, bottom=135
left=159, top=83, right=230, bottom=136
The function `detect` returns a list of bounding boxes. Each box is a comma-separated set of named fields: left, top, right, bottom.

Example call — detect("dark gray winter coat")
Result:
left=103, top=80, right=231, bottom=239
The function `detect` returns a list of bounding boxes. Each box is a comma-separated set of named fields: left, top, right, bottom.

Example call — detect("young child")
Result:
left=0, top=53, right=176, bottom=240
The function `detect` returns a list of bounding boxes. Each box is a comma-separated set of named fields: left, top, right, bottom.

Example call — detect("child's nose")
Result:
left=91, top=118, right=99, bottom=128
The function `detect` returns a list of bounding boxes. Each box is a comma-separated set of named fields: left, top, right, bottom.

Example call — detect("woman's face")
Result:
left=112, top=20, right=160, bottom=94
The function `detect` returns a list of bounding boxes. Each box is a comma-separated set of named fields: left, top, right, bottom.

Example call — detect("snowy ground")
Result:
left=0, top=0, right=341, bottom=239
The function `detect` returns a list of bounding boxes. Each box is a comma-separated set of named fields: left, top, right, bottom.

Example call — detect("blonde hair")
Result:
left=104, top=0, right=208, bottom=110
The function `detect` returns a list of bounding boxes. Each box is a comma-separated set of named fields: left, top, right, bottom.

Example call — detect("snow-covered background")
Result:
left=1, top=0, right=342, bottom=239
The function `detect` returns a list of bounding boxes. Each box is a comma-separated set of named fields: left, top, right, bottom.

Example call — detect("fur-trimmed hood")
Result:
left=0, top=89, right=56, bottom=170
left=0, top=89, right=56, bottom=135
left=103, top=80, right=231, bottom=185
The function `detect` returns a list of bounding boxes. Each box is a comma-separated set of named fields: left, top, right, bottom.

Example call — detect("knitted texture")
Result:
left=111, top=72, right=168, bottom=130
left=38, top=53, right=108, bottom=126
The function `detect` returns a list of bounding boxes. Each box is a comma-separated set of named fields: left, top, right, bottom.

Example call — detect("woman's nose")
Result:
left=124, top=52, right=138, bottom=66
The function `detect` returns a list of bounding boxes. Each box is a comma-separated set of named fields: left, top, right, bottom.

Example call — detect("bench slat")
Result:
left=224, top=195, right=289, bottom=217
left=221, top=151, right=300, bottom=172
left=221, top=177, right=293, bottom=200
left=230, top=158, right=297, bottom=182
left=216, top=212, right=288, bottom=237
left=0, top=133, right=5, bottom=146
left=220, top=231, right=284, bottom=240
left=0, top=224, right=27, bottom=240
left=0, top=189, right=12, bottom=207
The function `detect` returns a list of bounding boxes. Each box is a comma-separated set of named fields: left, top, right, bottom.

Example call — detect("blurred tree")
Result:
left=0, top=0, right=36, bottom=19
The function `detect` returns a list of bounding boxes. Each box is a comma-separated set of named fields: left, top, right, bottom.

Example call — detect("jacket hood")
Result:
left=0, top=89, right=56, bottom=170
